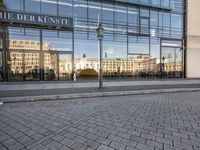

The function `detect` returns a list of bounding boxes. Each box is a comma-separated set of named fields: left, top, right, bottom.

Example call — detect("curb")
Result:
left=1, top=88, right=200, bottom=104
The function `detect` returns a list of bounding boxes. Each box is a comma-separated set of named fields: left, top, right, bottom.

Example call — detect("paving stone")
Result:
left=71, top=142, right=88, bottom=150
left=46, top=141, right=62, bottom=150
left=1, top=92, right=200, bottom=150
left=96, top=137, right=112, bottom=145
left=60, top=138, right=75, bottom=147
left=84, top=139, right=100, bottom=149
left=136, top=143, right=154, bottom=150
left=109, top=141, right=126, bottom=150
left=74, top=136, right=88, bottom=144
left=97, top=145, right=114, bottom=150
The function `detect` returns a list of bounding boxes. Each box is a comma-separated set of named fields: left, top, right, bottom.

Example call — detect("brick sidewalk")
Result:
left=1, top=92, right=200, bottom=150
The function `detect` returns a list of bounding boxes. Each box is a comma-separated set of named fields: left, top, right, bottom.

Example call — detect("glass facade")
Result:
left=0, top=0, right=185, bottom=81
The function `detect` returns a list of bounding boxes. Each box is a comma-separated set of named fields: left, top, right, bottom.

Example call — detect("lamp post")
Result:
left=96, top=24, right=104, bottom=89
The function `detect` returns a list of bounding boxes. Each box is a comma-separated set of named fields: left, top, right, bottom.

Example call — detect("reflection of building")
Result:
left=74, top=55, right=182, bottom=75
left=9, top=39, right=50, bottom=50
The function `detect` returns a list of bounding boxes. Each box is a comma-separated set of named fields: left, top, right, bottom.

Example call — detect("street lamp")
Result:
left=96, top=24, right=104, bottom=89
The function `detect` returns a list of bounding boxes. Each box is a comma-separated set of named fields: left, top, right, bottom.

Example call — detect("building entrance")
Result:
left=161, top=40, right=183, bottom=78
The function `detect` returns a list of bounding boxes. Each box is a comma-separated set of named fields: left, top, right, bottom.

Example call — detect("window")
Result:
left=58, top=0, right=73, bottom=17
left=140, top=18, right=149, bottom=35
left=128, top=6, right=139, bottom=33
left=151, top=0, right=160, bottom=6
left=3, top=0, right=23, bottom=11
left=103, top=2, right=114, bottom=24
left=42, top=30, right=72, bottom=52
left=25, top=0, right=40, bottom=13
left=41, top=0, right=57, bottom=15
left=128, top=36, right=150, bottom=54
left=115, top=5, right=127, bottom=25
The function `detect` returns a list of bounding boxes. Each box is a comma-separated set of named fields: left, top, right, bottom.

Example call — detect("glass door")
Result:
left=161, top=47, right=183, bottom=78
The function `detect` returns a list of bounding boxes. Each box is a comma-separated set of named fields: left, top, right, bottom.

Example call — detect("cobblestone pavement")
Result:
left=0, top=92, right=200, bottom=150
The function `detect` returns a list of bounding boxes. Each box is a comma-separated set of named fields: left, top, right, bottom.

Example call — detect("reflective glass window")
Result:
left=74, top=0, right=87, bottom=30
left=88, top=1, right=102, bottom=30
left=163, top=12, right=170, bottom=37
left=170, top=0, right=183, bottom=12
left=74, top=37, right=99, bottom=79
left=41, top=0, right=57, bottom=15
left=7, top=27, right=40, bottom=51
left=74, top=0, right=87, bottom=20
left=140, top=18, right=149, bottom=35
left=3, top=0, right=23, bottom=11
left=58, top=0, right=73, bottom=17
left=171, top=14, right=182, bottom=29
left=128, top=36, right=150, bottom=54
left=140, top=8, right=149, bottom=17
left=161, top=0, right=169, bottom=7
left=140, top=0, right=150, bottom=4
left=151, top=0, right=160, bottom=6
left=103, top=2, right=114, bottom=24
left=104, top=40, right=127, bottom=59
left=150, top=11, right=158, bottom=37
left=42, top=30, right=72, bottom=51
left=25, top=0, right=40, bottom=13
left=128, top=6, right=139, bottom=33
left=115, top=5, right=127, bottom=25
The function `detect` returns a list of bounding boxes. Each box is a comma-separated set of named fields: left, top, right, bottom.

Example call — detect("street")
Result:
left=0, top=92, right=200, bottom=150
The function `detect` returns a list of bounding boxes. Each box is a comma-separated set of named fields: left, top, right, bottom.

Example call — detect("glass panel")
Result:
left=140, top=8, right=149, bottom=17
left=7, top=27, right=40, bottom=51
left=74, top=0, right=87, bottom=30
left=128, top=36, right=149, bottom=54
left=3, top=0, right=23, bottom=11
left=140, top=18, right=149, bottom=34
left=115, top=5, right=127, bottom=26
left=150, top=11, right=158, bottom=37
left=140, top=0, right=150, bottom=4
left=149, top=37, right=160, bottom=77
left=171, top=14, right=182, bottom=29
left=127, top=55, right=150, bottom=79
left=8, top=51, right=23, bottom=81
left=74, top=37, right=99, bottom=80
left=25, top=0, right=40, bottom=13
left=128, top=6, right=138, bottom=33
left=44, top=52, right=58, bottom=81
left=24, top=52, right=40, bottom=80
left=59, top=54, right=72, bottom=80
left=103, top=2, right=114, bottom=24
left=162, top=47, right=183, bottom=78
left=161, top=0, right=169, bottom=7
left=41, top=0, right=57, bottom=15
left=170, top=0, right=183, bottom=12
left=88, top=1, right=101, bottom=22
left=58, top=0, right=73, bottom=17
left=163, top=12, right=170, bottom=37
left=151, top=0, right=160, bottom=6
left=102, top=2, right=114, bottom=34
left=0, top=51, right=2, bottom=81
left=42, top=30, right=72, bottom=51
left=103, top=37, right=128, bottom=79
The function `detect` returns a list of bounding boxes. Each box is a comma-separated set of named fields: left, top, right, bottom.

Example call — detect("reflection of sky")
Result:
left=74, top=40, right=98, bottom=58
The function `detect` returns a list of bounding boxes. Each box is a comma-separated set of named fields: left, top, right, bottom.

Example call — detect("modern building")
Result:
left=0, top=0, right=195, bottom=82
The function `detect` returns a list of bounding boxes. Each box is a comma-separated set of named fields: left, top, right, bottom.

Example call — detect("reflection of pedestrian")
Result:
left=73, top=73, right=76, bottom=82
